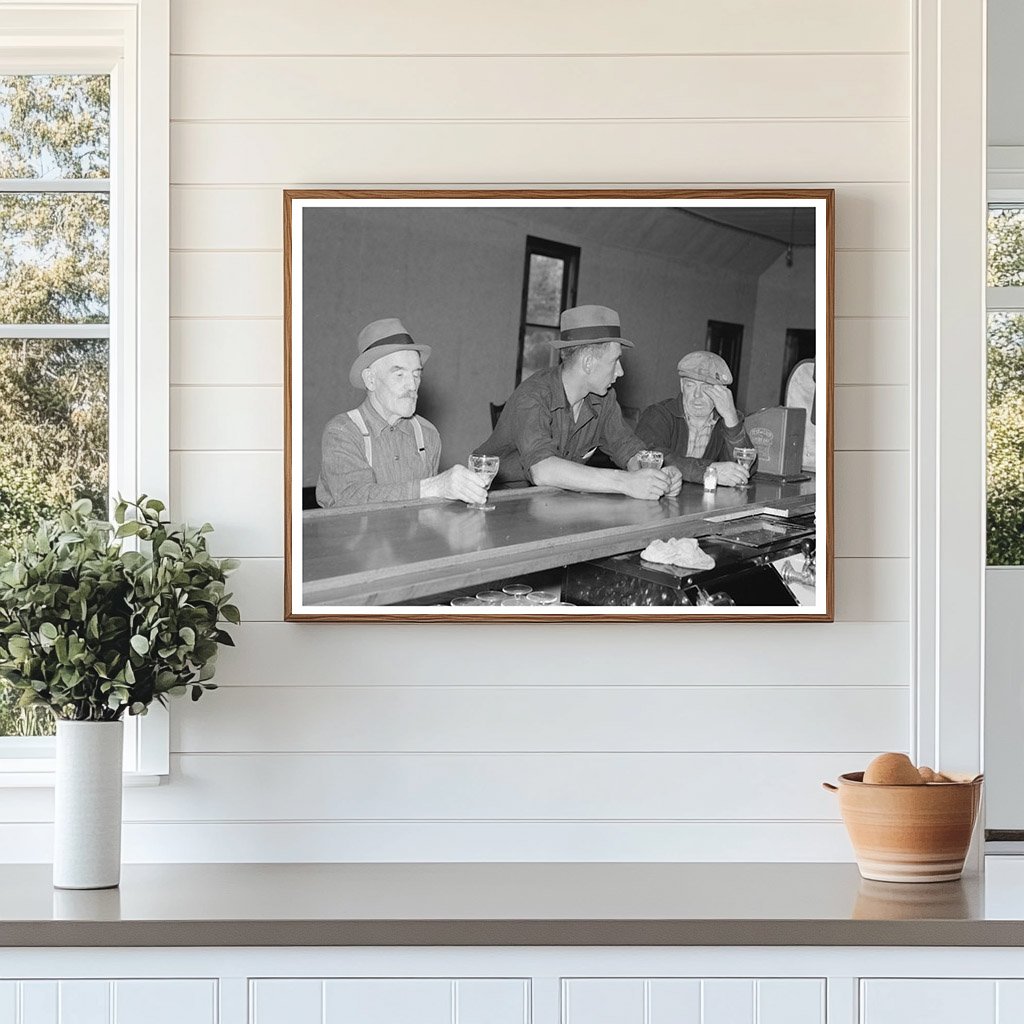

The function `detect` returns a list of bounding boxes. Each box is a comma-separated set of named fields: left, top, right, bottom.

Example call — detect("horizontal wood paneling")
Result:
left=170, top=319, right=283, bottom=386
left=171, top=253, right=280, bottom=317
left=835, top=250, right=909, bottom=318
left=172, top=449, right=904, bottom=557
left=833, top=558, right=909, bottom=621
left=210, top=621, right=910, bottom=687
left=223, top=558, right=283, bottom=620
left=171, top=386, right=282, bottom=450
left=834, top=451, right=910, bottom=557
left=225, top=556, right=909, bottom=623
left=0, top=820, right=856, bottom=862
left=171, top=685, right=909, bottom=753
left=834, top=385, right=909, bottom=450
left=170, top=451, right=282, bottom=557
left=0, top=0, right=910, bottom=866
left=170, top=121, right=909, bottom=186
left=171, top=55, right=908, bottom=121
left=834, top=318, right=909, bottom=385
left=170, top=0, right=909, bottom=56
left=168, top=383, right=904, bottom=453
left=118, top=752, right=874, bottom=821
left=170, top=183, right=910, bottom=252
left=170, top=250, right=908, bottom=321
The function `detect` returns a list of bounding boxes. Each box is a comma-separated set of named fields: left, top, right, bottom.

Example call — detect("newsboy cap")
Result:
left=553, top=304, right=635, bottom=350
left=677, top=350, right=733, bottom=385
left=349, top=317, right=432, bottom=389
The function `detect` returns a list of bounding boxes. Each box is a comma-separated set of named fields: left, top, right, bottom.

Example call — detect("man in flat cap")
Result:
left=316, top=318, right=487, bottom=508
left=636, top=350, right=753, bottom=486
left=474, top=305, right=681, bottom=499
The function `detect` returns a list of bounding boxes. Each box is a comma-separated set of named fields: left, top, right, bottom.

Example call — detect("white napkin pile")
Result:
left=640, top=537, right=715, bottom=570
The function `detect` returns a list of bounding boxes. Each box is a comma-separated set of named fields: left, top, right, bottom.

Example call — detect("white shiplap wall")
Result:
left=21, top=0, right=916, bottom=861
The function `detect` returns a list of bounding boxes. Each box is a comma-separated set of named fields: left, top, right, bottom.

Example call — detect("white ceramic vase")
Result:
left=53, top=720, right=124, bottom=889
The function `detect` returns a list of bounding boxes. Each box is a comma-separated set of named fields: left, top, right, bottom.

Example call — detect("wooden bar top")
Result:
left=302, top=476, right=816, bottom=607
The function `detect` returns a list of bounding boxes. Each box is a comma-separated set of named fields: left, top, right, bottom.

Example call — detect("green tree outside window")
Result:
left=988, top=208, right=1024, bottom=566
left=0, top=75, right=110, bottom=736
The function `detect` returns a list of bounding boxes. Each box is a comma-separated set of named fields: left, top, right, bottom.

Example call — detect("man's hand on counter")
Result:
left=710, top=461, right=750, bottom=487
left=621, top=468, right=672, bottom=500
left=420, top=464, right=489, bottom=504
left=663, top=465, right=683, bottom=497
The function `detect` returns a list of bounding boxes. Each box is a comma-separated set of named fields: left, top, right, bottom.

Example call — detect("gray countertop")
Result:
left=6, top=861, right=1024, bottom=947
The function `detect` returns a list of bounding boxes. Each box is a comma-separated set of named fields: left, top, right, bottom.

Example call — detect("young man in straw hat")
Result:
left=474, top=305, right=682, bottom=499
left=636, top=350, right=753, bottom=486
left=315, top=318, right=487, bottom=508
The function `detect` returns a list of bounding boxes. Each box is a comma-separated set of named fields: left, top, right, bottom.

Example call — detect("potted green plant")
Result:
left=0, top=496, right=239, bottom=889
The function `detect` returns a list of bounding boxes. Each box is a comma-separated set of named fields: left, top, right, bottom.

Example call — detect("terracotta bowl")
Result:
left=823, top=772, right=983, bottom=883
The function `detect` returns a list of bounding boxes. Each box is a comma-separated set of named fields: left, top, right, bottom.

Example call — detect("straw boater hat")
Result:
left=349, top=317, right=432, bottom=389
left=553, top=304, right=635, bottom=350
left=677, top=350, right=732, bottom=385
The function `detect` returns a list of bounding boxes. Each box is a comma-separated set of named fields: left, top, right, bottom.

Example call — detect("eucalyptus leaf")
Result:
left=0, top=496, right=238, bottom=721
left=158, top=539, right=183, bottom=559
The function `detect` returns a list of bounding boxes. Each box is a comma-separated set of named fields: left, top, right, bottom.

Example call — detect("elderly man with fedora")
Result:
left=636, top=350, right=753, bottom=487
left=474, top=304, right=681, bottom=499
left=315, top=317, right=487, bottom=508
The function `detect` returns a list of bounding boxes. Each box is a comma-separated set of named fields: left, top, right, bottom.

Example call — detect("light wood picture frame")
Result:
left=285, top=189, right=834, bottom=622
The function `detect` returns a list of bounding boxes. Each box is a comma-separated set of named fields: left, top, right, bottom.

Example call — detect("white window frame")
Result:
left=914, top=0, right=986, bottom=878
left=983, top=164, right=1024, bottom=837
left=0, top=0, right=169, bottom=784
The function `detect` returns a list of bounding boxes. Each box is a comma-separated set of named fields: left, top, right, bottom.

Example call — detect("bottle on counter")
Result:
left=703, top=466, right=718, bottom=492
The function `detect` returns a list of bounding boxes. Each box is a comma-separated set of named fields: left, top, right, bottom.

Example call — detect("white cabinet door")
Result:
left=3, top=981, right=216, bottom=1024
left=562, top=978, right=825, bottom=1024
left=250, top=978, right=528, bottom=1024
left=861, top=980, right=996, bottom=1024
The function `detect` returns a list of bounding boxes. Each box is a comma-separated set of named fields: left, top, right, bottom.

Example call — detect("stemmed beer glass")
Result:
left=467, top=454, right=500, bottom=510
left=733, top=446, right=757, bottom=485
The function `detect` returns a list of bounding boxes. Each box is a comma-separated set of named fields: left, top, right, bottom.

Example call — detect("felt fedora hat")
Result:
left=349, top=317, right=431, bottom=389
left=554, top=304, right=635, bottom=350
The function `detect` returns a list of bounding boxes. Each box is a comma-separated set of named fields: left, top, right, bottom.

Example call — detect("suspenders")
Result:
left=346, top=408, right=427, bottom=470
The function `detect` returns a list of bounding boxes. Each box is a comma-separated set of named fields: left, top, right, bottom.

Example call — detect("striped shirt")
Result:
left=315, top=398, right=441, bottom=508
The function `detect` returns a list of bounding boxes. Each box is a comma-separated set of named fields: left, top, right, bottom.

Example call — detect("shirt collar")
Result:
left=360, top=396, right=411, bottom=435
left=546, top=366, right=605, bottom=418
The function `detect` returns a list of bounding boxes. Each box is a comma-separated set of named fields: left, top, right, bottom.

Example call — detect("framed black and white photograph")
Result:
left=284, top=190, right=834, bottom=621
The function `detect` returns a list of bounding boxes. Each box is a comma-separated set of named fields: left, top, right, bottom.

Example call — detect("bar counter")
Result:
left=302, top=477, right=816, bottom=606
left=6, top=861, right=1024, bottom=947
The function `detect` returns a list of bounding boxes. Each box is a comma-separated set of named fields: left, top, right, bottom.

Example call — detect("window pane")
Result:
left=0, top=192, right=109, bottom=323
left=0, top=690, right=54, bottom=737
left=988, top=207, right=1024, bottom=287
left=0, top=75, right=110, bottom=179
left=987, top=312, right=1024, bottom=565
left=0, top=337, right=109, bottom=548
left=520, top=325, right=559, bottom=381
left=526, top=254, right=564, bottom=326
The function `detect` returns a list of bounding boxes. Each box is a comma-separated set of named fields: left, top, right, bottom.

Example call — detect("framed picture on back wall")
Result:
left=284, top=189, right=834, bottom=622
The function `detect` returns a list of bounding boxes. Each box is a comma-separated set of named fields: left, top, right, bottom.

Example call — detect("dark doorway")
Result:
left=705, top=320, right=744, bottom=396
